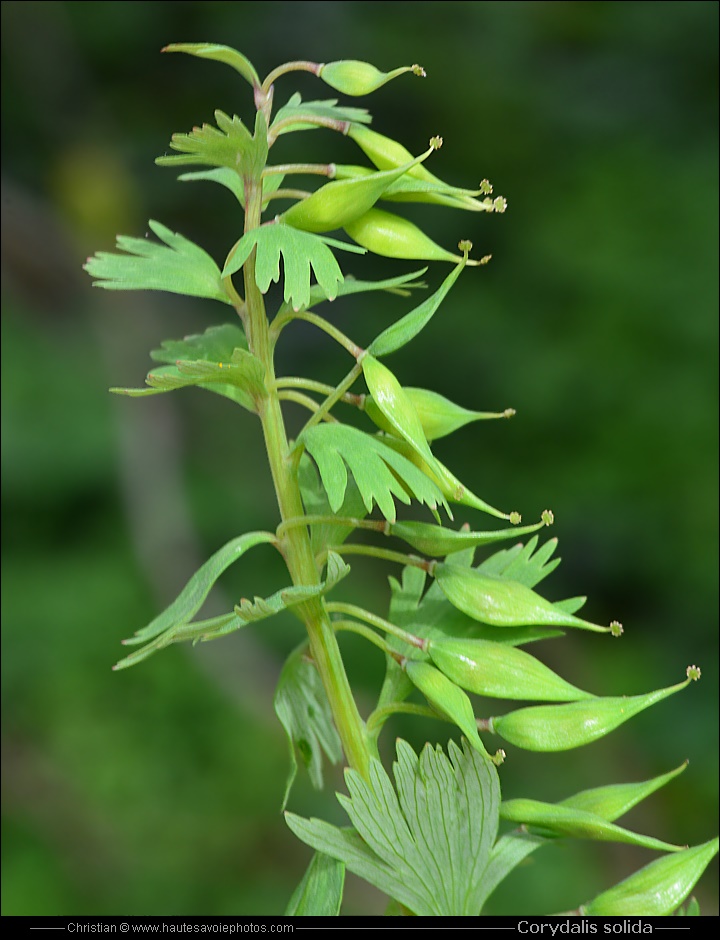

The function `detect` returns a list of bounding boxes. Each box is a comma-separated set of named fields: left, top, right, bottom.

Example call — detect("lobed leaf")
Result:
left=84, top=220, right=230, bottom=304
left=155, top=109, right=267, bottom=179
left=150, top=323, right=248, bottom=365
left=278, top=267, right=427, bottom=317
left=162, top=42, right=260, bottom=87
left=222, top=223, right=364, bottom=312
left=275, top=646, right=343, bottom=809
left=271, top=93, right=371, bottom=135
left=286, top=739, right=500, bottom=915
left=388, top=518, right=547, bottom=557
left=298, top=454, right=368, bottom=555
left=300, top=423, right=449, bottom=523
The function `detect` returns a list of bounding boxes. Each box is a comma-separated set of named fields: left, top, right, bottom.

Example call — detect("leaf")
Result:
left=115, top=551, right=350, bottom=670
left=499, top=798, right=683, bottom=852
left=275, top=646, right=343, bottom=809
left=124, top=531, right=276, bottom=646
left=278, top=267, right=427, bottom=316
left=271, top=93, right=371, bottom=135
left=389, top=518, right=547, bottom=557
left=111, top=347, right=266, bottom=413
left=162, top=43, right=260, bottom=87
left=155, top=109, right=263, bottom=176
left=84, top=220, right=230, bottom=304
left=285, top=852, right=345, bottom=916
left=368, top=255, right=466, bottom=357
left=580, top=839, right=719, bottom=916
left=178, top=167, right=246, bottom=205
left=286, top=738, right=500, bottom=916
left=478, top=535, right=561, bottom=587
left=300, top=423, right=449, bottom=523
left=298, top=454, right=368, bottom=555
left=150, top=323, right=248, bottom=365
left=222, top=223, right=364, bottom=311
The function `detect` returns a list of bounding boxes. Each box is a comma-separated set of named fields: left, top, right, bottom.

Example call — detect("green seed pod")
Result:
left=362, top=354, right=435, bottom=463
left=367, top=386, right=514, bottom=441
left=388, top=517, right=548, bottom=557
left=380, top=436, right=516, bottom=522
left=559, top=762, right=688, bottom=822
left=435, top=562, right=612, bottom=632
left=499, top=798, right=683, bottom=852
left=428, top=636, right=592, bottom=701
left=404, top=660, right=488, bottom=756
left=318, top=60, right=424, bottom=97
left=491, top=675, right=694, bottom=751
left=348, top=124, right=442, bottom=184
left=282, top=144, right=437, bottom=234
left=345, top=207, right=466, bottom=262
left=333, top=162, right=494, bottom=212
left=580, top=839, right=719, bottom=916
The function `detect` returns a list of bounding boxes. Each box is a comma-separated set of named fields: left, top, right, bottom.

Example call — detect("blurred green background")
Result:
left=2, top=0, right=717, bottom=917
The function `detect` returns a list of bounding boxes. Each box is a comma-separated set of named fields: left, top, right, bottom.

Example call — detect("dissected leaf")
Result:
left=272, top=93, right=371, bottom=135
left=286, top=738, right=500, bottom=915
left=84, top=220, right=230, bottom=303
left=300, top=423, right=449, bottom=523
left=278, top=267, right=427, bottom=316
left=275, top=646, right=343, bottom=809
left=285, top=852, right=345, bottom=916
left=155, top=109, right=267, bottom=178
left=389, top=518, right=546, bottom=557
left=150, top=323, right=248, bottom=364
left=478, top=535, right=561, bottom=587
left=222, top=223, right=364, bottom=311
left=298, top=454, right=368, bottom=555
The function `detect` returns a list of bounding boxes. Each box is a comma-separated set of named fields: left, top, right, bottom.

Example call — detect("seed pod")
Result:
left=380, top=436, right=516, bottom=522
left=345, top=207, right=464, bottom=262
left=580, top=839, right=719, bottom=916
left=367, top=386, right=514, bottom=441
left=282, top=145, right=436, bottom=234
left=427, top=636, right=592, bottom=701
left=318, top=60, right=424, bottom=97
left=490, top=675, right=694, bottom=751
left=388, top=517, right=547, bottom=557
left=435, top=562, right=612, bottom=632
left=404, top=660, right=488, bottom=756
left=349, top=124, right=442, bottom=184
left=362, top=354, right=435, bottom=464
left=333, top=162, right=493, bottom=212
left=499, top=798, right=683, bottom=852
left=559, top=762, right=688, bottom=822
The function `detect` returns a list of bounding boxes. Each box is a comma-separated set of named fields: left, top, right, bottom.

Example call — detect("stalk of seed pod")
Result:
left=427, top=636, right=593, bottom=701
left=434, top=562, right=620, bottom=633
left=489, top=669, right=700, bottom=752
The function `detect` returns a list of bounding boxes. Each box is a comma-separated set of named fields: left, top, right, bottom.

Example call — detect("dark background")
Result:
left=2, top=0, right=717, bottom=917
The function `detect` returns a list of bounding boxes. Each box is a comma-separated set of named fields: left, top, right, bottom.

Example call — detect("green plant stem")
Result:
left=333, top=620, right=390, bottom=655
left=294, top=362, right=364, bottom=441
left=263, top=163, right=333, bottom=177
left=325, top=601, right=426, bottom=650
left=242, top=174, right=370, bottom=780
left=277, top=514, right=387, bottom=541
left=277, top=390, right=339, bottom=420
left=291, top=311, right=363, bottom=358
left=366, top=703, right=443, bottom=735
left=275, top=377, right=364, bottom=407
left=334, top=543, right=432, bottom=571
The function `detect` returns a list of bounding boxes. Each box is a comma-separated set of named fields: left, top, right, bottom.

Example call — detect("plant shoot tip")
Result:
left=503, top=408, right=516, bottom=418
left=412, top=64, right=426, bottom=78
left=458, top=239, right=473, bottom=254
left=610, top=620, right=624, bottom=637
left=429, top=135, right=443, bottom=150
left=542, top=509, right=554, bottom=526
left=686, top=664, right=701, bottom=681
left=492, top=749, right=506, bottom=766
left=509, top=511, right=522, bottom=525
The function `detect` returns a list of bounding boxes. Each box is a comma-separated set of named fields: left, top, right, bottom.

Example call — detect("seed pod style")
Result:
left=490, top=675, right=694, bottom=751
left=348, top=124, right=444, bottom=184
left=404, top=660, right=488, bottom=756
left=427, top=636, right=592, bottom=701
left=580, top=839, right=719, bottom=916
left=435, top=562, right=612, bottom=632
left=344, top=207, right=466, bottom=262
left=388, top=517, right=548, bottom=557
left=282, top=144, right=437, bottom=234
left=318, top=60, right=424, bottom=97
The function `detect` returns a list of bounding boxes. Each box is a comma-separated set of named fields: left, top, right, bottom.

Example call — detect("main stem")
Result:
left=242, top=177, right=370, bottom=780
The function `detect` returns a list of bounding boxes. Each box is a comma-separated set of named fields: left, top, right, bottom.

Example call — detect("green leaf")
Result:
left=285, top=852, right=345, bottom=916
left=115, top=551, right=350, bottom=670
left=676, top=897, right=701, bottom=916
left=319, top=60, right=422, bottom=97
left=367, top=387, right=513, bottom=441
left=178, top=167, right=246, bottom=205
left=111, top=346, right=266, bottom=413
left=275, top=646, right=343, bottom=810
left=222, top=223, right=364, bottom=312
left=150, top=323, right=248, bottom=365
left=155, top=110, right=256, bottom=173
left=492, top=676, right=694, bottom=752
left=368, top=256, right=466, bottom=357
left=124, top=531, right=276, bottom=647
left=478, top=535, right=561, bottom=587
left=271, top=93, right=371, bottom=135
left=278, top=267, right=427, bottom=316
left=84, top=220, right=230, bottom=304
left=162, top=42, right=260, bottom=87
left=298, top=454, right=368, bottom=555
left=499, top=798, right=682, bottom=852
left=286, top=738, right=500, bottom=915
left=580, top=839, right=719, bottom=916
left=300, top=423, right=449, bottom=523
